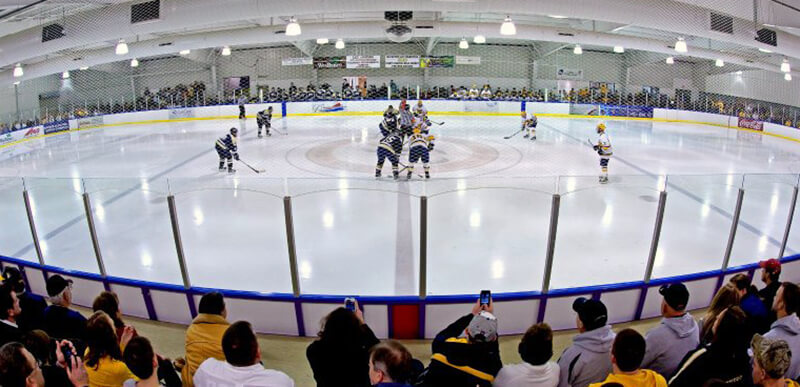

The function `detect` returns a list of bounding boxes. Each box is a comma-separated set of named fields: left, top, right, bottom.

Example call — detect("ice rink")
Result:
left=2, top=113, right=800, bottom=296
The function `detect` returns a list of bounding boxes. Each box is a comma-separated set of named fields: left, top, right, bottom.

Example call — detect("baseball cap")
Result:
left=659, top=283, right=690, bottom=311
left=759, top=258, right=782, bottom=274
left=467, top=311, right=498, bottom=343
left=46, top=275, right=73, bottom=297
left=573, top=297, right=608, bottom=331
left=751, top=334, right=792, bottom=378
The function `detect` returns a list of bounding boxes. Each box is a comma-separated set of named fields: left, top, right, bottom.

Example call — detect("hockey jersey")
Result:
left=257, top=111, right=272, bottom=124
left=215, top=134, right=238, bottom=153
left=379, top=134, right=403, bottom=155
left=400, top=108, right=414, bottom=127
left=380, top=113, right=398, bottom=132
left=413, top=104, right=428, bottom=119
left=409, top=133, right=435, bottom=151
left=596, top=132, right=612, bottom=156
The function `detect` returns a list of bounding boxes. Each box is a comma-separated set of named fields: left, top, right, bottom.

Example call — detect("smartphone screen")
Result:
left=345, top=298, right=356, bottom=312
left=480, top=290, right=491, bottom=306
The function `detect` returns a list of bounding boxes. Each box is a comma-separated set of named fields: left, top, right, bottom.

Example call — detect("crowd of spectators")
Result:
left=1, top=256, right=800, bottom=386
left=3, top=77, right=799, bottom=134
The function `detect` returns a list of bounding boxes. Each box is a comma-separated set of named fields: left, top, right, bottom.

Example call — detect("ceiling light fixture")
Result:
left=674, top=37, right=687, bottom=53
left=759, top=47, right=772, bottom=53
left=573, top=44, right=583, bottom=54
left=548, top=15, right=568, bottom=19
left=459, top=38, right=469, bottom=49
left=13, top=64, right=23, bottom=77
left=335, top=39, right=345, bottom=49
left=115, top=39, right=129, bottom=55
left=62, top=71, right=70, bottom=79
left=781, top=58, right=791, bottom=73
left=130, top=58, right=139, bottom=67
left=221, top=46, right=231, bottom=56
left=666, top=56, right=674, bottom=64
left=473, top=35, right=485, bottom=44
left=715, top=59, right=724, bottom=67
left=500, top=16, right=516, bottom=36
left=613, top=46, right=624, bottom=53
left=179, top=49, right=191, bottom=55
left=285, top=17, right=301, bottom=36
left=79, top=66, right=89, bottom=71
left=316, top=38, right=329, bottom=45
left=786, top=73, right=793, bottom=81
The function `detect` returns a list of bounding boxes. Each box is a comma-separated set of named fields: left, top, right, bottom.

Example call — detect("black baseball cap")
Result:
left=659, top=283, right=690, bottom=311
left=572, top=297, right=608, bottom=330
left=46, top=274, right=73, bottom=297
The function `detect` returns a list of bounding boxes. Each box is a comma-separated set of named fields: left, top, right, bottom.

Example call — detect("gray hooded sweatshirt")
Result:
left=764, top=314, right=800, bottom=379
left=556, top=325, right=615, bottom=387
left=640, top=313, right=699, bottom=378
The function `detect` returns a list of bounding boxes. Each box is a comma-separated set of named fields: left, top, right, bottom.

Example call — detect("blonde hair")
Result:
left=700, top=283, right=741, bottom=341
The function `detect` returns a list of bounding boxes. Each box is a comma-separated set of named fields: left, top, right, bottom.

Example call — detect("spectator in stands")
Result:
left=0, top=341, right=89, bottom=387
left=557, top=298, right=614, bottom=387
left=494, top=323, right=558, bottom=387
left=640, top=282, right=698, bottom=379
left=759, top=259, right=783, bottom=324
left=23, top=330, right=77, bottom=387
left=668, top=306, right=752, bottom=386
left=422, top=300, right=501, bottom=387
left=764, top=282, right=800, bottom=379
left=729, top=273, right=769, bottom=337
left=589, top=329, right=666, bottom=387
left=368, top=340, right=414, bottom=387
left=0, top=284, right=22, bottom=347
left=699, top=283, right=741, bottom=344
left=193, top=321, right=293, bottom=386
left=750, top=334, right=800, bottom=387
left=43, top=275, right=87, bottom=344
left=92, top=292, right=136, bottom=343
left=307, top=299, right=379, bottom=387
left=123, top=336, right=180, bottom=387
left=182, top=292, right=230, bottom=387
left=84, top=311, right=135, bottom=387
left=3, top=267, right=47, bottom=332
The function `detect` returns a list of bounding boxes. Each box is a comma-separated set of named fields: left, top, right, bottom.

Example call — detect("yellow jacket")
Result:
left=589, top=369, right=667, bottom=387
left=182, top=313, right=230, bottom=387
left=85, top=357, right=134, bottom=387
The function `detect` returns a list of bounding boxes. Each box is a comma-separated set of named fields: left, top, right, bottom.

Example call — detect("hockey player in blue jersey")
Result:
left=406, top=126, right=435, bottom=180
left=375, top=131, right=403, bottom=180
left=215, top=127, right=239, bottom=173
left=257, top=106, right=273, bottom=138
left=379, top=105, right=399, bottom=137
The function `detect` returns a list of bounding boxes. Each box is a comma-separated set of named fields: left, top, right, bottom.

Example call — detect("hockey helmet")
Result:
left=520, top=111, right=527, bottom=118
left=230, top=127, right=238, bottom=136
left=413, top=127, right=421, bottom=134
left=267, top=106, right=273, bottom=111
left=417, top=100, right=423, bottom=106
left=596, top=122, right=606, bottom=132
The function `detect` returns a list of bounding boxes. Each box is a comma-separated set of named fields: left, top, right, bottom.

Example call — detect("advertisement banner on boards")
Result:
left=455, top=56, right=481, bottom=65
left=385, top=55, right=421, bottom=68
left=346, top=55, right=381, bottom=69
left=420, top=56, right=454, bottom=68
left=738, top=117, right=764, bottom=131
left=168, top=108, right=195, bottom=119
left=556, top=68, right=584, bottom=80
left=598, top=105, right=654, bottom=118
left=281, top=57, right=313, bottom=66
left=77, top=116, right=104, bottom=128
left=43, top=119, right=70, bottom=134
left=313, top=56, right=346, bottom=69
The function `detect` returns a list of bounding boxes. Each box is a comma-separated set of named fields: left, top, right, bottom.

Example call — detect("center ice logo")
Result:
left=312, top=102, right=346, bottom=112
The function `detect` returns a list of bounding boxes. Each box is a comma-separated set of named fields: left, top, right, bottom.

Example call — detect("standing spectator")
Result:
left=193, top=321, right=293, bottom=387
left=423, top=300, right=502, bottom=387
left=123, top=336, right=180, bottom=387
left=43, top=275, right=87, bottom=344
left=92, top=292, right=136, bottom=343
left=729, top=273, right=769, bottom=336
left=750, top=334, right=800, bottom=387
left=0, top=284, right=22, bottom=347
left=368, top=341, right=414, bottom=387
left=494, top=323, right=559, bottom=387
left=237, top=94, right=247, bottom=119
left=84, top=311, right=135, bottom=387
left=640, top=283, right=699, bottom=378
left=307, top=300, right=380, bottom=387
left=668, top=306, right=752, bottom=386
left=759, top=259, right=783, bottom=325
left=589, top=329, right=666, bottom=387
left=557, top=298, right=615, bottom=387
left=183, top=292, right=230, bottom=387
left=3, top=267, right=47, bottom=332
left=764, top=282, right=800, bottom=379
left=699, top=283, right=740, bottom=344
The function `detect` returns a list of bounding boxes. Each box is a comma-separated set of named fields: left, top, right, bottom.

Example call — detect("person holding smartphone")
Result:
left=306, top=299, right=380, bottom=387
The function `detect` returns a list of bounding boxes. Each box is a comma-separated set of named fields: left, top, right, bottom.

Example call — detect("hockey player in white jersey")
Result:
left=592, top=122, right=613, bottom=183
left=406, top=126, right=435, bottom=180
left=413, top=100, right=428, bottom=122
left=523, top=113, right=538, bottom=140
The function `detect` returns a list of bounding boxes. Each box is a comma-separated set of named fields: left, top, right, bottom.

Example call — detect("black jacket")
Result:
left=0, top=321, right=22, bottom=347
left=18, top=292, right=47, bottom=332
left=760, top=281, right=781, bottom=324
left=668, top=344, right=753, bottom=387
left=43, top=305, right=87, bottom=343
left=306, top=323, right=380, bottom=387
left=422, top=314, right=502, bottom=387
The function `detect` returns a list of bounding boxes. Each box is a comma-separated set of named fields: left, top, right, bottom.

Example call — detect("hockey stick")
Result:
left=398, top=162, right=425, bottom=178
left=429, top=120, right=445, bottom=125
left=504, top=128, right=524, bottom=139
left=237, top=159, right=265, bottom=173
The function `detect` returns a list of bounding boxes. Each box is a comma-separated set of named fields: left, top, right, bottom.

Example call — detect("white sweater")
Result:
left=193, top=358, right=294, bottom=387
left=493, top=361, right=560, bottom=387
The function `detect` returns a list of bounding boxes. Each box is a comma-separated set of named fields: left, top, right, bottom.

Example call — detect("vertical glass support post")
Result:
left=82, top=190, right=107, bottom=277
left=541, top=193, right=561, bottom=294
left=779, top=181, right=799, bottom=259
left=722, top=188, right=746, bottom=271
left=283, top=196, right=301, bottom=297
left=22, top=184, right=44, bottom=266
left=167, top=195, right=191, bottom=288
left=644, top=190, right=668, bottom=283
left=419, top=196, right=428, bottom=299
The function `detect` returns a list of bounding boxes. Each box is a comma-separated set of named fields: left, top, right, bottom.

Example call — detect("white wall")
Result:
left=705, top=69, right=800, bottom=108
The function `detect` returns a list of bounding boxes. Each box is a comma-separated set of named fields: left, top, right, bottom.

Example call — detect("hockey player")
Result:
left=215, top=127, right=239, bottom=173
left=237, top=95, right=247, bottom=119
left=523, top=112, right=538, bottom=140
left=399, top=103, right=415, bottom=139
left=375, top=131, right=403, bottom=180
left=592, top=122, right=613, bottom=183
left=257, top=107, right=273, bottom=138
left=406, top=126, right=435, bottom=180
left=413, top=100, right=428, bottom=122
left=379, top=105, right=399, bottom=137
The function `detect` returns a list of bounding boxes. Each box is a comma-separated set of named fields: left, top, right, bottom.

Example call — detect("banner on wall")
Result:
left=556, top=68, right=584, bottom=80
left=312, top=102, right=347, bottom=112
left=77, top=116, right=104, bottom=128
left=346, top=55, right=381, bottom=69
left=281, top=57, right=313, bottom=66
left=738, top=117, right=764, bottom=131
left=0, top=133, right=12, bottom=145
left=43, top=119, right=70, bottom=134
left=598, top=105, right=654, bottom=118
left=385, top=55, right=421, bottom=68
left=168, top=108, right=195, bottom=119
left=455, top=56, right=481, bottom=65
left=313, top=57, right=346, bottom=69
left=420, top=56, right=454, bottom=68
